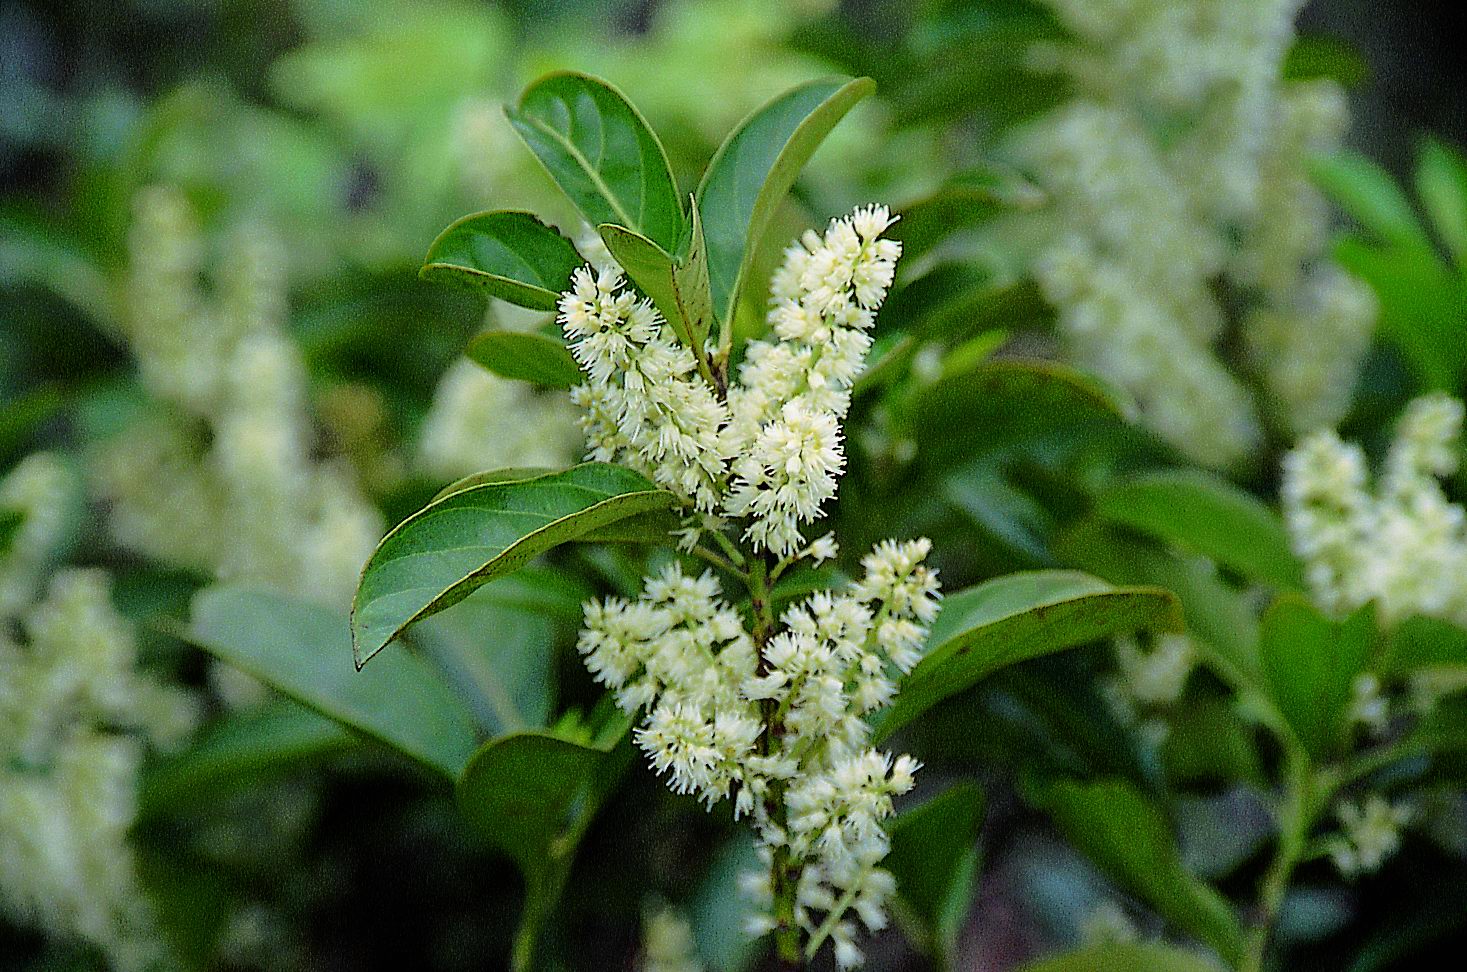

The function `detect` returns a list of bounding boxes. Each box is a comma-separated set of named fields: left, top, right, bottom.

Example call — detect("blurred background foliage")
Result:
left=2, top=0, right=1466, bottom=970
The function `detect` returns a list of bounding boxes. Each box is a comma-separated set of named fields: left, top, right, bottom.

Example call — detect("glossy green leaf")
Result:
left=352, top=463, right=680, bottom=666
left=431, top=467, right=559, bottom=503
left=1031, top=778, right=1245, bottom=965
left=507, top=72, right=683, bottom=253
left=1020, top=942, right=1224, bottom=972
left=908, top=359, right=1132, bottom=472
left=696, top=76, right=874, bottom=325
left=1311, top=151, right=1434, bottom=255
left=465, top=330, right=582, bottom=388
left=1259, top=595, right=1375, bottom=760
left=575, top=508, right=683, bottom=545
left=1058, top=519, right=1266, bottom=698
left=873, top=570, right=1181, bottom=741
left=599, top=203, right=712, bottom=352
left=139, top=699, right=355, bottom=818
left=457, top=719, right=632, bottom=971
left=188, top=586, right=479, bottom=777
left=892, top=164, right=1044, bottom=262
left=1095, top=470, right=1303, bottom=589
left=1416, top=137, right=1467, bottom=269
left=886, top=783, right=985, bottom=960
left=420, top=210, right=584, bottom=310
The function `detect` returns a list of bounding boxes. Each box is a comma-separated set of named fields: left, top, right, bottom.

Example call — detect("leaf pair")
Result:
left=423, top=70, right=877, bottom=378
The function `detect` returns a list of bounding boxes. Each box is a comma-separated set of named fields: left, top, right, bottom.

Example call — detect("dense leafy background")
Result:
left=3, top=1, right=1467, bottom=971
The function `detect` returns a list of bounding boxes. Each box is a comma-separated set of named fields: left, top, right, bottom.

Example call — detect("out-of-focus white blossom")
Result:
left=0, top=562, right=196, bottom=971
left=1348, top=672, right=1390, bottom=735
left=0, top=453, right=77, bottom=618
left=1016, top=1, right=1374, bottom=465
left=100, top=186, right=381, bottom=608
left=1330, top=795, right=1411, bottom=877
left=1283, top=395, right=1467, bottom=626
left=1114, top=632, right=1195, bottom=706
left=640, top=903, right=705, bottom=972
left=419, top=358, right=581, bottom=478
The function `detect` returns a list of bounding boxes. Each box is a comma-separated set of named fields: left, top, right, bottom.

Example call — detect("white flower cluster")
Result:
left=0, top=458, right=196, bottom=970
left=560, top=266, right=731, bottom=511
left=1016, top=0, right=1375, bottom=466
left=722, top=207, right=900, bottom=555
left=577, top=539, right=939, bottom=966
left=99, top=185, right=381, bottom=607
left=558, top=207, right=900, bottom=555
left=0, top=453, right=77, bottom=619
left=1282, top=394, right=1467, bottom=626
left=1329, top=795, right=1411, bottom=877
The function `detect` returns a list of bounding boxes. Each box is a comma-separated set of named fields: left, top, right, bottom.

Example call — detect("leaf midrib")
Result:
left=520, top=111, right=638, bottom=231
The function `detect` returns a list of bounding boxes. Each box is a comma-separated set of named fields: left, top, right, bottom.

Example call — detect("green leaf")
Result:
left=352, top=463, right=680, bottom=666
left=0, top=507, right=22, bottom=559
left=187, top=586, right=479, bottom=777
left=457, top=720, right=632, bottom=971
left=1259, top=595, right=1375, bottom=760
left=139, top=699, right=355, bottom=818
left=886, top=782, right=985, bottom=960
left=1020, top=942, right=1225, bottom=972
left=420, top=210, right=584, bottom=310
left=1282, top=36, right=1370, bottom=89
left=599, top=202, right=713, bottom=352
left=507, top=71, right=683, bottom=253
left=1382, top=614, right=1467, bottom=677
left=1095, top=470, right=1303, bottom=589
left=943, top=468, right=1055, bottom=566
left=1333, top=236, right=1466, bottom=390
left=1416, top=137, right=1467, bottom=270
left=409, top=587, right=558, bottom=737
left=873, top=570, right=1181, bottom=741
left=431, top=467, right=558, bottom=503
left=696, top=76, right=875, bottom=325
left=576, top=508, right=684, bottom=545
left=690, top=835, right=763, bottom=972
left=1162, top=698, right=1266, bottom=790
left=882, top=265, right=1052, bottom=341
left=1058, top=519, right=1265, bottom=699
left=465, top=330, right=583, bottom=388
left=884, top=16, right=1068, bottom=129
left=1031, top=778, right=1245, bottom=965
left=907, top=359, right=1131, bottom=472
left=1311, top=152, right=1435, bottom=255
left=891, top=164, right=1045, bottom=262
